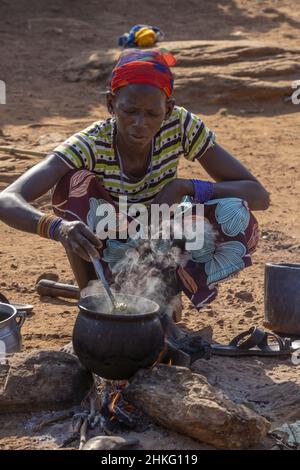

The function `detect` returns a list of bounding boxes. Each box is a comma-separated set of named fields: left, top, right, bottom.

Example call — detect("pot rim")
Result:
left=265, top=262, right=300, bottom=270
left=78, top=293, right=161, bottom=320
left=0, top=302, right=18, bottom=325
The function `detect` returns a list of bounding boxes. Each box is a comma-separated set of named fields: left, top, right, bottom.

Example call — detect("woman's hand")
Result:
left=151, top=178, right=194, bottom=206
left=54, top=220, right=103, bottom=262
left=149, top=179, right=194, bottom=235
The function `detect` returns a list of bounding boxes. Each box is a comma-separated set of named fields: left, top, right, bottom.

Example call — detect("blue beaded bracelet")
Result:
left=49, top=217, right=63, bottom=240
left=191, top=179, right=215, bottom=203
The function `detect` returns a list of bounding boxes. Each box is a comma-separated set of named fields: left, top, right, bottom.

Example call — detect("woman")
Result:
left=0, top=49, right=269, bottom=316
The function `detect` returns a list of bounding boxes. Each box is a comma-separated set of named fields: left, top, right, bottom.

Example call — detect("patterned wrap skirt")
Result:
left=52, top=170, right=259, bottom=309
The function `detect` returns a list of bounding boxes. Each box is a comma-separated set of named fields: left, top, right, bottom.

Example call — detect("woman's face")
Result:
left=107, top=84, right=175, bottom=148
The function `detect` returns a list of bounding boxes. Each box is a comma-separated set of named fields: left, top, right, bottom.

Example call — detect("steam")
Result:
left=111, top=241, right=184, bottom=310
left=112, top=218, right=216, bottom=311
left=81, top=218, right=217, bottom=315
left=80, top=280, right=112, bottom=313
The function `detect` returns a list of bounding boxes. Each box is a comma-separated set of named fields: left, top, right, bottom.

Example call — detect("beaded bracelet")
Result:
left=49, top=217, right=63, bottom=240
left=191, top=179, right=215, bottom=204
left=37, top=215, right=63, bottom=240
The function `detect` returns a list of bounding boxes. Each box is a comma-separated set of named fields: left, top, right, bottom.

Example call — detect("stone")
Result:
left=0, top=350, right=93, bottom=413
left=192, top=355, right=300, bottom=426
left=81, top=436, right=139, bottom=451
left=35, top=272, right=59, bottom=284
left=124, top=365, right=270, bottom=450
left=244, top=309, right=255, bottom=317
left=59, top=49, right=120, bottom=83
left=235, top=290, right=254, bottom=302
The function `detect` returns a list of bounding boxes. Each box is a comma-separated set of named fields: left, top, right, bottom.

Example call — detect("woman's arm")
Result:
left=0, top=155, right=70, bottom=233
left=0, top=155, right=101, bottom=261
left=197, top=143, right=270, bottom=210
left=153, top=143, right=270, bottom=210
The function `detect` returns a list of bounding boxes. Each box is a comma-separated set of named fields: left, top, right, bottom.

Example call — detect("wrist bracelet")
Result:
left=49, top=217, right=63, bottom=240
left=191, top=179, right=215, bottom=203
left=37, top=215, right=63, bottom=240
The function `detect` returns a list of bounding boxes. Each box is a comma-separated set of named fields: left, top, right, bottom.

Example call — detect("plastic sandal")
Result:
left=210, top=326, right=300, bottom=357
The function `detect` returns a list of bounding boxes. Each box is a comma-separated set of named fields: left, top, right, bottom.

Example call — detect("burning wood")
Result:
left=98, top=378, right=148, bottom=431
left=58, top=376, right=145, bottom=449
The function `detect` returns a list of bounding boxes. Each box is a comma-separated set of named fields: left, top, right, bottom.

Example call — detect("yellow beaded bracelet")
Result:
left=37, top=215, right=63, bottom=239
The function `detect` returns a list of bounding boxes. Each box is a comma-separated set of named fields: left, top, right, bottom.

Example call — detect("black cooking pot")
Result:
left=72, top=293, right=164, bottom=380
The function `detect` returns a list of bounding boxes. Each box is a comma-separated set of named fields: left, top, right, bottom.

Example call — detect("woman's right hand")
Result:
left=54, top=220, right=103, bottom=262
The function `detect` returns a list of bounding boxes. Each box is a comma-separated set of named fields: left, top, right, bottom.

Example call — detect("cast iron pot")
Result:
left=264, top=262, right=300, bottom=335
left=72, top=293, right=164, bottom=380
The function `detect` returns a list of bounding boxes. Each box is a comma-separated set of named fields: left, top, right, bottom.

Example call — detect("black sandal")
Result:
left=210, top=326, right=300, bottom=357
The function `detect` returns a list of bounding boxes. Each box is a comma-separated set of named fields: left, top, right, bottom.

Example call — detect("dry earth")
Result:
left=0, top=0, right=299, bottom=450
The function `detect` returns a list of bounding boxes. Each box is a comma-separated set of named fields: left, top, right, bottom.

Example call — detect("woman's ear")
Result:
left=165, top=98, right=175, bottom=120
left=106, top=91, right=115, bottom=115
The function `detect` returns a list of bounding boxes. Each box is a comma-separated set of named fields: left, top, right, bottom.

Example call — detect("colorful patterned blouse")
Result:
left=52, top=106, right=215, bottom=206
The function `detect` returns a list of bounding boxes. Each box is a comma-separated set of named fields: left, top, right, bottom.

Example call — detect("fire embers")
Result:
left=65, top=378, right=149, bottom=449
left=97, top=379, right=150, bottom=433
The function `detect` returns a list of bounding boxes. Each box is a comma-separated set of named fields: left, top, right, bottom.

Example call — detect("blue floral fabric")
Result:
left=53, top=170, right=260, bottom=310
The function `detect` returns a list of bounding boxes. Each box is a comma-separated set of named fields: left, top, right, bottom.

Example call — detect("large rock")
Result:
left=0, top=350, right=93, bottom=413
left=192, top=355, right=300, bottom=425
left=59, top=40, right=300, bottom=106
left=59, top=49, right=119, bottom=83
left=123, top=364, right=270, bottom=450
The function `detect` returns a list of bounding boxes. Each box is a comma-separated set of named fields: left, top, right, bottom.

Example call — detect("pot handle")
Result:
left=15, top=311, right=26, bottom=329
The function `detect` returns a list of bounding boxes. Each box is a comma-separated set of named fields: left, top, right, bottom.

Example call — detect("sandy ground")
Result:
left=0, top=0, right=299, bottom=450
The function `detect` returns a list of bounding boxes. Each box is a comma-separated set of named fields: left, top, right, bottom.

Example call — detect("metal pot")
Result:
left=0, top=303, right=26, bottom=355
left=264, top=262, right=300, bottom=335
left=72, top=293, right=164, bottom=380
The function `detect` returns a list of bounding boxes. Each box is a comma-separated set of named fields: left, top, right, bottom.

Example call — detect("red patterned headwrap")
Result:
left=110, top=49, right=176, bottom=98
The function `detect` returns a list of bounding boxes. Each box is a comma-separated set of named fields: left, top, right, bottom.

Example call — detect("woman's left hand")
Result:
left=151, top=178, right=194, bottom=206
